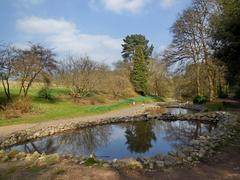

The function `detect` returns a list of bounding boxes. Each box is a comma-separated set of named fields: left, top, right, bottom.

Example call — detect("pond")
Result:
left=8, top=109, right=216, bottom=160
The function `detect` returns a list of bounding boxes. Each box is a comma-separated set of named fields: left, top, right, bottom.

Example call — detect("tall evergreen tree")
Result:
left=122, top=34, right=154, bottom=62
left=130, top=46, right=148, bottom=95
left=211, top=0, right=240, bottom=85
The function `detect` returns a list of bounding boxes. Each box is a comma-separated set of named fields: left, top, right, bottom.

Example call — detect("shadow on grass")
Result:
left=0, top=92, right=20, bottom=106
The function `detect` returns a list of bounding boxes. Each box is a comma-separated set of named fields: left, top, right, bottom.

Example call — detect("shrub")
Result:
left=38, top=88, right=55, bottom=101
left=193, top=95, right=207, bottom=104
left=10, top=97, right=31, bottom=113
left=121, top=87, right=137, bottom=98
left=4, top=97, right=31, bottom=118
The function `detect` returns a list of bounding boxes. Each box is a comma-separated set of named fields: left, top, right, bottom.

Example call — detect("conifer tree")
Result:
left=122, top=34, right=154, bottom=62
left=130, top=46, right=148, bottom=95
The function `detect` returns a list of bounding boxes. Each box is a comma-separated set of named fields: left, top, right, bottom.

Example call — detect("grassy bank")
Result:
left=0, top=87, right=163, bottom=126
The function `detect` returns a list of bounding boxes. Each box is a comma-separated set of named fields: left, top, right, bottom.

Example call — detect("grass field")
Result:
left=0, top=86, right=163, bottom=126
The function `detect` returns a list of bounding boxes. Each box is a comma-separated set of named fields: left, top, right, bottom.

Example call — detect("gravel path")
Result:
left=0, top=103, right=156, bottom=138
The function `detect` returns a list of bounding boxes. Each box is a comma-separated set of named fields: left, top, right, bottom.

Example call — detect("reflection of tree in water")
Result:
left=23, top=139, right=57, bottom=154
left=124, top=121, right=156, bottom=153
left=22, top=125, right=112, bottom=154
left=162, top=121, right=216, bottom=149
left=59, top=125, right=112, bottom=154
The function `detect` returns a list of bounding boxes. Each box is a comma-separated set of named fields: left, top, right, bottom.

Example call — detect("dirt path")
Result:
left=0, top=161, right=121, bottom=180
left=0, top=103, right=155, bottom=138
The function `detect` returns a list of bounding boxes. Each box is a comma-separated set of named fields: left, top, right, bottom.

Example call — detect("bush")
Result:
left=121, top=87, right=137, bottom=98
left=193, top=95, right=207, bottom=104
left=4, top=97, right=31, bottom=118
left=11, top=97, right=31, bottom=113
left=38, top=88, right=55, bottom=101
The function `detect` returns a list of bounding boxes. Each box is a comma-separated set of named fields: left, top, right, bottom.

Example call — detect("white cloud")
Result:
left=16, top=16, right=122, bottom=63
left=160, top=0, right=177, bottom=8
left=90, top=0, right=147, bottom=13
left=102, top=0, right=145, bottom=13
left=17, top=17, right=76, bottom=34
left=89, top=0, right=179, bottom=13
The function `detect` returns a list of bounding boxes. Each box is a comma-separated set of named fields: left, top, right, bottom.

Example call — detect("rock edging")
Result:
left=0, top=112, right=225, bottom=148
left=0, top=114, right=149, bottom=148
left=0, top=111, right=237, bottom=170
left=136, top=112, right=238, bottom=169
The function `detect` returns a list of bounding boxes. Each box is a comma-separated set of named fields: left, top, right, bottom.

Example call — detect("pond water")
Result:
left=8, top=108, right=216, bottom=160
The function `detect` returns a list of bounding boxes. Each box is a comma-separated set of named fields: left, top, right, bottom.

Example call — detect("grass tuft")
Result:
left=84, top=158, right=99, bottom=166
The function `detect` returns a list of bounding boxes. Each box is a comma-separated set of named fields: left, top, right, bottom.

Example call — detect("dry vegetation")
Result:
left=144, top=106, right=167, bottom=115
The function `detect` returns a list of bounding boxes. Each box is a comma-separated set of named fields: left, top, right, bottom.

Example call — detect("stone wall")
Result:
left=149, top=111, right=223, bottom=123
left=137, top=112, right=238, bottom=169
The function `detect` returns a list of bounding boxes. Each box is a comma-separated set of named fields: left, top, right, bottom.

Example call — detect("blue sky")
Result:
left=0, top=0, right=191, bottom=64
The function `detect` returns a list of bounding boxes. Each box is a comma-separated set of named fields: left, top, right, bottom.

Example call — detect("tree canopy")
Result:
left=211, top=0, right=240, bottom=85
left=121, top=34, right=154, bottom=62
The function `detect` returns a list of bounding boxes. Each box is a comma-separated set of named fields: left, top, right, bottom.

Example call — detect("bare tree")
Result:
left=148, top=60, right=173, bottom=97
left=107, top=72, right=133, bottom=98
left=173, top=61, right=226, bottom=100
left=192, top=0, right=217, bottom=101
left=0, top=44, right=19, bottom=100
left=163, top=0, right=218, bottom=101
left=16, top=43, right=57, bottom=97
left=59, top=56, right=99, bottom=98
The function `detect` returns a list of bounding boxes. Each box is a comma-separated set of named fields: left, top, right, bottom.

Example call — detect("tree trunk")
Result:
left=1, top=78, right=11, bottom=100
left=207, top=71, right=215, bottom=101
left=196, top=65, right=201, bottom=96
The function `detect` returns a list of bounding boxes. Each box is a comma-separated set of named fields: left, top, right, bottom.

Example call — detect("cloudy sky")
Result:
left=0, top=0, right=191, bottom=64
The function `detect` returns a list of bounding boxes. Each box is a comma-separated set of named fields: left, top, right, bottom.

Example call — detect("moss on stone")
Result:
left=84, top=158, right=99, bottom=166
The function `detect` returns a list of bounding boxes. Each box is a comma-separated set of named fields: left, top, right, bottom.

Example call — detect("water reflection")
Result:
left=161, top=121, right=216, bottom=149
left=9, top=118, right=217, bottom=160
left=125, top=121, right=156, bottom=153
left=20, top=125, right=112, bottom=155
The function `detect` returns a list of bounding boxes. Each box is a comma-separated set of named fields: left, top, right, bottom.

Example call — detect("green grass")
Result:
left=206, top=102, right=224, bottom=111
left=0, top=87, right=163, bottom=126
